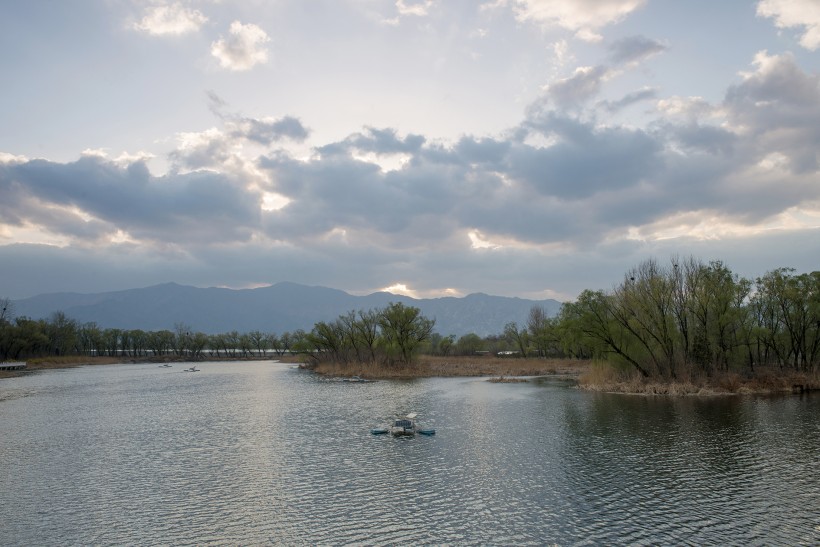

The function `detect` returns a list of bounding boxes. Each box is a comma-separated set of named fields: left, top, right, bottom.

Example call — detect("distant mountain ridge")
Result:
left=11, top=282, right=562, bottom=337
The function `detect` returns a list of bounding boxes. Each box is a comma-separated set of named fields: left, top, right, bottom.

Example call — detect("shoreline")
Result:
left=309, top=356, right=591, bottom=380
left=2, top=355, right=817, bottom=396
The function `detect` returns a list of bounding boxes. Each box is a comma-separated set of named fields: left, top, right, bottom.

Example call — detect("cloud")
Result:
left=330, top=127, right=427, bottom=156
left=133, top=3, right=207, bottom=36
left=725, top=51, right=820, bottom=173
left=757, top=0, right=820, bottom=50
left=375, top=0, right=436, bottom=25
left=1, top=156, right=260, bottom=247
left=542, top=65, right=611, bottom=108
left=231, top=116, right=310, bottom=145
left=507, top=0, right=647, bottom=41
left=608, top=35, right=667, bottom=65
left=2, top=47, right=819, bottom=301
left=656, top=96, right=717, bottom=120
left=599, top=87, right=658, bottom=112
left=211, top=21, right=270, bottom=71
left=8, top=46, right=817, bottom=261
left=204, top=92, right=309, bottom=146
left=512, top=113, right=662, bottom=199
left=396, top=0, right=435, bottom=17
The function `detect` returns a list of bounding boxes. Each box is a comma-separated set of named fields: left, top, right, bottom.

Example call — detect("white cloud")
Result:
left=396, top=0, right=435, bottom=17
left=574, top=28, right=603, bottom=43
left=211, top=21, right=270, bottom=71
left=133, top=3, right=207, bottom=36
left=0, top=153, right=28, bottom=164
left=551, top=39, right=573, bottom=68
left=380, top=282, right=420, bottom=298
left=508, top=0, right=647, bottom=39
left=725, top=51, right=820, bottom=172
left=656, top=96, right=719, bottom=120
left=757, top=0, right=820, bottom=50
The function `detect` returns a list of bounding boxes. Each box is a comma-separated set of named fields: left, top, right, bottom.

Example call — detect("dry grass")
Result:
left=0, top=356, right=126, bottom=379
left=579, top=362, right=820, bottom=395
left=25, top=356, right=125, bottom=369
left=310, top=355, right=590, bottom=379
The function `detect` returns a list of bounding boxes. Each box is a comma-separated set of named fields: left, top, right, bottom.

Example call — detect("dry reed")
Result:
left=578, top=361, right=820, bottom=395
left=310, top=355, right=590, bottom=379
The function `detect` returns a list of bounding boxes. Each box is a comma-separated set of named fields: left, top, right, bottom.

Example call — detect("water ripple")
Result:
left=0, top=364, right=818, bottom=545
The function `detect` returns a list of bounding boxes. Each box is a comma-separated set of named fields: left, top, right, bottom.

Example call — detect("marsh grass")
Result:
left=25, top=356, right=123, bottom=369
left=579, top=361, right=820, bottom=395
left=311, top=356, right=590, bottom=379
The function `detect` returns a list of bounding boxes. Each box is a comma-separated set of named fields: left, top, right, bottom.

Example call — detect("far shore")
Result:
left=2, top=355, right=817, bottom=396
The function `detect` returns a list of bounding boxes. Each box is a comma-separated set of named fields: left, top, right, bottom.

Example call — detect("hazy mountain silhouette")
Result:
left=12, top=282, right=562, bottom=337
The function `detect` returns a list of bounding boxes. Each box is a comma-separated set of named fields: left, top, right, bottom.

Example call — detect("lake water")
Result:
left=0, top=361, right=818, bottom=545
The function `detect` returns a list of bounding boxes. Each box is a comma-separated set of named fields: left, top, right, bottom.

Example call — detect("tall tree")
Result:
left=504, top=321, right=529, bottom=357
left=378, top=302, right=435, bottom=365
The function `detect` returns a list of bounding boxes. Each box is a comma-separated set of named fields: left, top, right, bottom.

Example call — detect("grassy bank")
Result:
left=4, top=354, right=816, bottom=396
left=310, top=356, right=590, bottom=379
left=578, top=362, right=820, bottom=395
left=0, top=356, right=127, bottom=379
left=0, top=354, right=290, bottom=379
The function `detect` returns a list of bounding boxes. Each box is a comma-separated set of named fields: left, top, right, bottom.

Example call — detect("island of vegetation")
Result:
left=1, top=257, right=818, bottom=395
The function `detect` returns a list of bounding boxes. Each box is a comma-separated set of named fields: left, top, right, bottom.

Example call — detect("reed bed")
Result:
left=311, top=356, right=590, bottom=379
left=578, top=362, right=820, bottom=395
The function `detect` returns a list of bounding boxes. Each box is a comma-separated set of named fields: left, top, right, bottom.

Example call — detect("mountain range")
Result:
left=11, top=282, right=562, bottom=337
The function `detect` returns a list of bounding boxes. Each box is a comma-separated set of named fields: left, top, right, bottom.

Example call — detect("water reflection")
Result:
left=0, top=363, right=817, bottom=545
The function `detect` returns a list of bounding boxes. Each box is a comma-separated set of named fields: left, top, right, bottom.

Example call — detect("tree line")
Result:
left=2, top=257, right=818, bottom=376
left=0, top=300, right=437, bottom=366
left=0, top=305, right=310, bottom=362
left=559, top=257, right=819, bottom=377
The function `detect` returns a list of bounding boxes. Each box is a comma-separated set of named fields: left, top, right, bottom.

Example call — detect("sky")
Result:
left=1, top=0, right=819, bottom=302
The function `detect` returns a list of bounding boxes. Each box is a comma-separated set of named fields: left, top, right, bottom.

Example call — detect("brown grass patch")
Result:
left=579, top=362, right=820, bottom=396
left=310, top=356, right=590, bottom=379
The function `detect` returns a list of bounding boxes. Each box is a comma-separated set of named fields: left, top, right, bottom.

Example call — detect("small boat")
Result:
left=372, top=413, right=436, bottom=436
left=183, top=366, right=200, bottom=372
left=158, top=364, right=172, bottom=368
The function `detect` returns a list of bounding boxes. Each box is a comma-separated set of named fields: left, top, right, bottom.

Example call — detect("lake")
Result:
left=0, top=361, right=818, bottom=545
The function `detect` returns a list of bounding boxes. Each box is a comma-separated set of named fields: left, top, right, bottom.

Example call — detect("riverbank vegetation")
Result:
left=1, top=257, right=818, bottom=393
left=312, top=355, right=587, bottom=379
left=563, top=258, right=819, bottom=393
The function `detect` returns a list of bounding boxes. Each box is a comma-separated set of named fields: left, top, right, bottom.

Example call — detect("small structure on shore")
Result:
left=0, top=362, right=26, bottom=371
